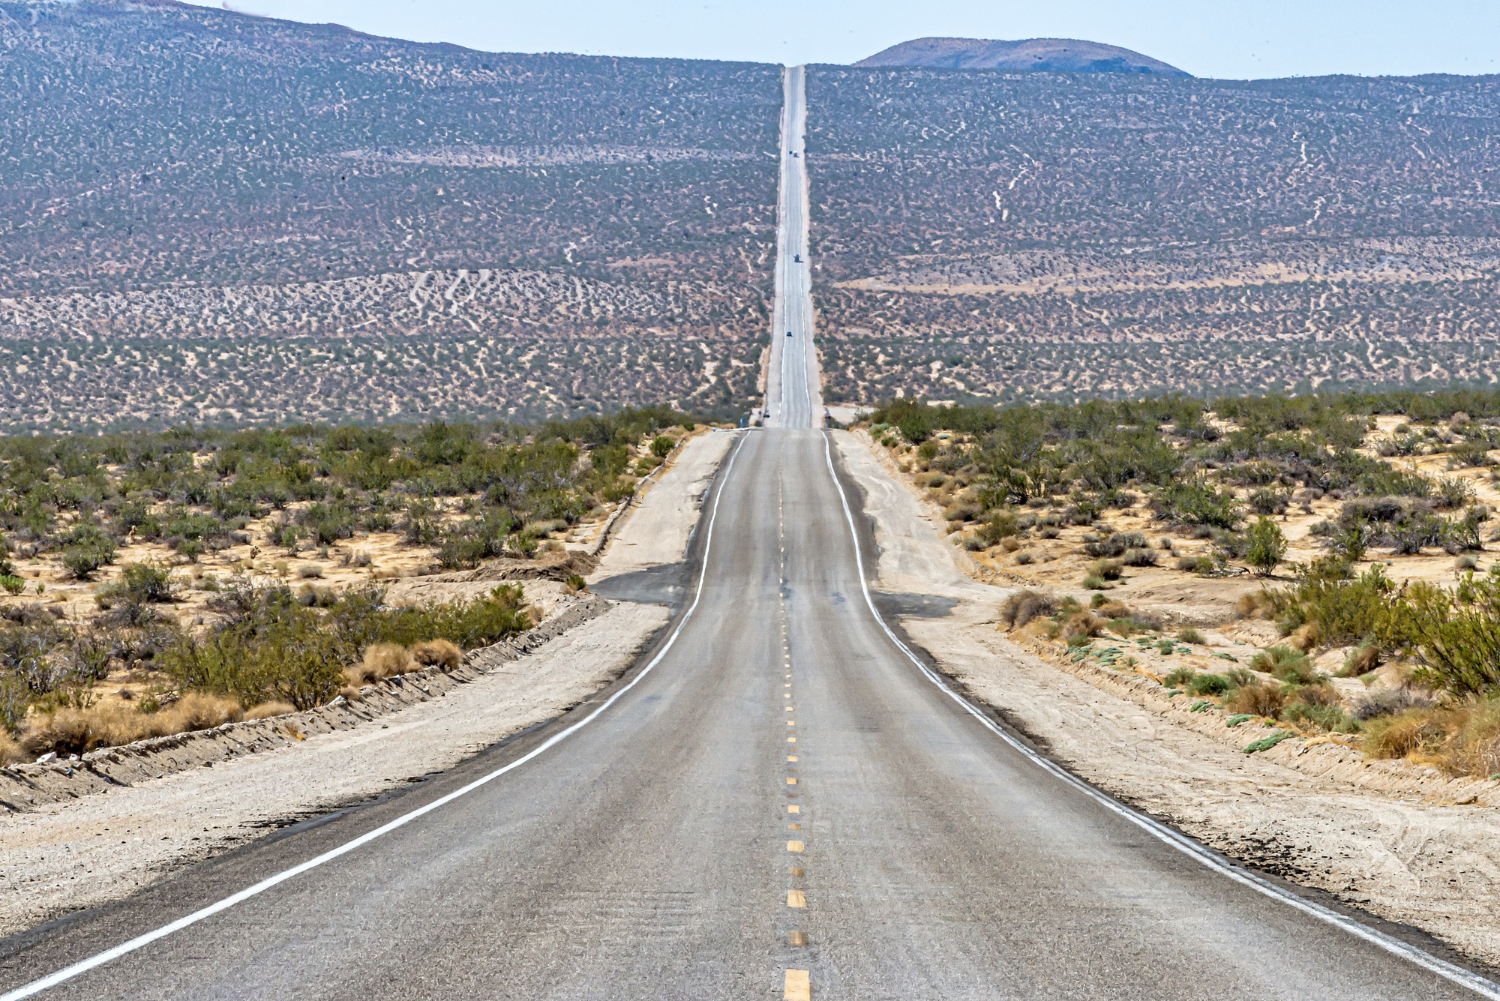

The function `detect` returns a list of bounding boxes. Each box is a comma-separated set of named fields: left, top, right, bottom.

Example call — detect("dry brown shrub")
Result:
left=20, top=693, right=244, bottom=757
left=170, top=692, right=243, bottom=731
left=1364, top=699, right=1500, bottom=777
left=1288, top=623, right=1322, bottom=652
left=999, top=590, right=1057, bottom=631
left=1224, top=682, right=1286, bottom=717
left=0, top=731, right=27, bottom=766
left=1236, top=592, right=1274, bottom=619
left=347, top=642, right=416, bottom=685
left=243, top=701, right=297, bottom=720
left=1095, top=599, right=1130, bottom=619
left=411, top=638, right=461, bottom=669
left=1062, top=611, right=1104, bottom=643
left=1340, top=643, right=1380, bottom=677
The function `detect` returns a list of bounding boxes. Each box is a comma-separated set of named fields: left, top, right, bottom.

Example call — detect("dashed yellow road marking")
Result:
left=788, top=804, right=800, bottom=813
left=786, top=707, right=795, bottom=712
left=787, top=736, right=796, bottom=742
left=787, top=755, right=798, bottom=762
left=789, top=823, right=801, bottom=830
left=790, top=866, right=804, bottom=877
left=784, top=968, right=811, bottom=1001
left=787, top=720, right=795, bottom=725
left=787, top=889, right=806, bottom=908
left=787, top=840, right=804, bottom=852
left=788, top=930, right=808, bottom=947
left=786, top=777, right=797, bottom=785
left=784, top=693, right=792, bottom=698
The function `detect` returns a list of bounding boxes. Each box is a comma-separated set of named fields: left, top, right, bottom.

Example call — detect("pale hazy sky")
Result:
left=193, top=1, right=1500, bottom=79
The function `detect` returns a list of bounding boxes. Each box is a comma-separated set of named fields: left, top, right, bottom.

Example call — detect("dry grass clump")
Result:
left=0, top=730, right=26, bottom=766
left=999, top=589, right=1057, bottom=631
left=411, top=638, right=461, bottom=668
left=1362, top=698, right=1500, bottom=777
left=1236, top=591, right=1276, bottom=619
left=345, top=642, right=416, bottom=686
left=1223, top=681, right=1286, bottom=718
left=20, top=692, right=244, bottom=757
left=243, top=701, right=298, bottom=720
left=1249, top=645, right=1319, bottom=685
left=1061, top=611, right=1104, bottom=643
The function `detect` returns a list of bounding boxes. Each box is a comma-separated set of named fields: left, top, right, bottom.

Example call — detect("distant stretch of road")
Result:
left=766, top=65, right=821, bottom=430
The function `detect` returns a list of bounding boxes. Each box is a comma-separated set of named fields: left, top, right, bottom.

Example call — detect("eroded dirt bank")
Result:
left=832, top=429, right=1500, bottom=969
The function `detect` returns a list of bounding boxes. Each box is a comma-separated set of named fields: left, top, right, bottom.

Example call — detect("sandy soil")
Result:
left=832, top=429, right=1500, bottom=969
left=592, top=430, right=736, bottom=576
left=0, top=430, right=736, bottom=936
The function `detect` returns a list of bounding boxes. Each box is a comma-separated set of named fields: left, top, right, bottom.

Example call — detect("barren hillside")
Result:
left=0, top=0, right=782, bottom=430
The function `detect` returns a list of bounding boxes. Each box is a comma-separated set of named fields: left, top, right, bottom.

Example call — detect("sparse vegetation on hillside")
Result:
left=807, top=66, right=1500, bottom=406
left=0, top=2, right=782, bottom=430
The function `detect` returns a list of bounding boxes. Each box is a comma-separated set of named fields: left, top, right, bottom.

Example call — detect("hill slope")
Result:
left=855, top=37, right=1188, bottom=76
left=807, top=66, right=1500, bottom=406
left=0, top=0, right=783, bottom=431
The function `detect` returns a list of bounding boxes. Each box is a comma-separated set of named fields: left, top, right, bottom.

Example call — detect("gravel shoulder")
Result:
left=0, top=432, right=734, bottom=937
left=831, top=429, right=1500, bottom=970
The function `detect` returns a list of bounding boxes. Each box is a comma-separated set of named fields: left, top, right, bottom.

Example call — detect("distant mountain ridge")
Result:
left=855, top=37, right=1189, bottom=77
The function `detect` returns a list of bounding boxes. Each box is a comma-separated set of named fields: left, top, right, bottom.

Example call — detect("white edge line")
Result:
left=1, top=433, right=751, bottom=1001
left=819, top=431, right=1500, bottom=1001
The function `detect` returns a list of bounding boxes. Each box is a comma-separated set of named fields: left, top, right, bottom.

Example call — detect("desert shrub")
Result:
left=1352, top=688, right=1434, bottom=721
left=1189, top=673, right=1233, bottom=696
left=346, top=642, right=415, bottom=685
left=1177, top=627, right=1208, bottom=645
left=1266, top=559, right=1392, bottom=648
left=1081, top=574, right=1108, bottom=590
left=1176, top=555, right=1216, bottom=574
left=113, top=561, right=176, bottom=604
left=1062, top=611, right=1103, bottom=643
left=1245, top=517, right=1288, bottom=576
left=1249, top=645, right=1318, bottom=684
left=244, top=701, right=298, bottom=720
left=0, top=576, right=24, bottom=596
left=1153, top=478, right=1241, bottom=530
left=999, top=590, right=1057, bottom=630
left=1163, top=666, right=1197, bottom=687
left=1224, top=681, right=1286, bottom=717
left=650, top=435, right=675, bottom=459
left=296, top=564, right=323, bottom=580
left=1083, top=532, right=1148, bottom=559
left=1121, top=547, right=1158, bottom=567
left=1089, top=559, right=1124, bottom=581
left=1340, top=641, right=1381, bottom=677
left=977, top=511, right=1021, bottom=545
left=62, top=536, right=117, bottom=580
left=20, top=692, right=243, bottom=756
left=411, top=638, right=462, bottom=668
left=1282, top=700, right=1358, bottom=733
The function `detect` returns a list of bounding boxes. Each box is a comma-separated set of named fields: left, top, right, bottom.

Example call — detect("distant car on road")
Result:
left=786, top=331, right=793, bottom=337
left=793, top=254, right=802, bottom=263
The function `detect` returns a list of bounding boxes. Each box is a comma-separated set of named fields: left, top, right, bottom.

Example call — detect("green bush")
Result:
left=62, top=538, right=117, bottom=580
left=1188, top=673, right=1233, bottom=696
left=1249, top=645, right=1318, bottom=684
left=0, top=576, right=25, bottom=596
left=1245, top=517, right=1288, bottom=576
left=650, top=435, right=675, bottom=458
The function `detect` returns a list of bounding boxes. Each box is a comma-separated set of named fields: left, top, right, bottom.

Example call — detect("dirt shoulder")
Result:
left=832, top=429, right=1500, bottom=969
left=0, top=432, right=735, bottom=936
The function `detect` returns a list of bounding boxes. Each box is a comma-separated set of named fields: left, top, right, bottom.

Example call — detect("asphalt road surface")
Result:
left=766, top=65, right=821, bottom=430
left=3, top=429, right=1498, bottom=999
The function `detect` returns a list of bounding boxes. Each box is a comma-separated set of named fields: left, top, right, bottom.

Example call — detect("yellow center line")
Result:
left=787, top=840, right=804, bottom=852
left=786, top=777, right=797, bottom=785
left=786, top=889, right=806, bottom=908
left=789, top=823, right=801, bottom=830
left=788, top=804, right=800, bottom=813
left=787, top=755, right=797, bottom=762
left=787, top=736, right=796, bottom=742
left=788, top=931, right=808, bottom=947
left=784, top=968, right=811, bottom=1001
